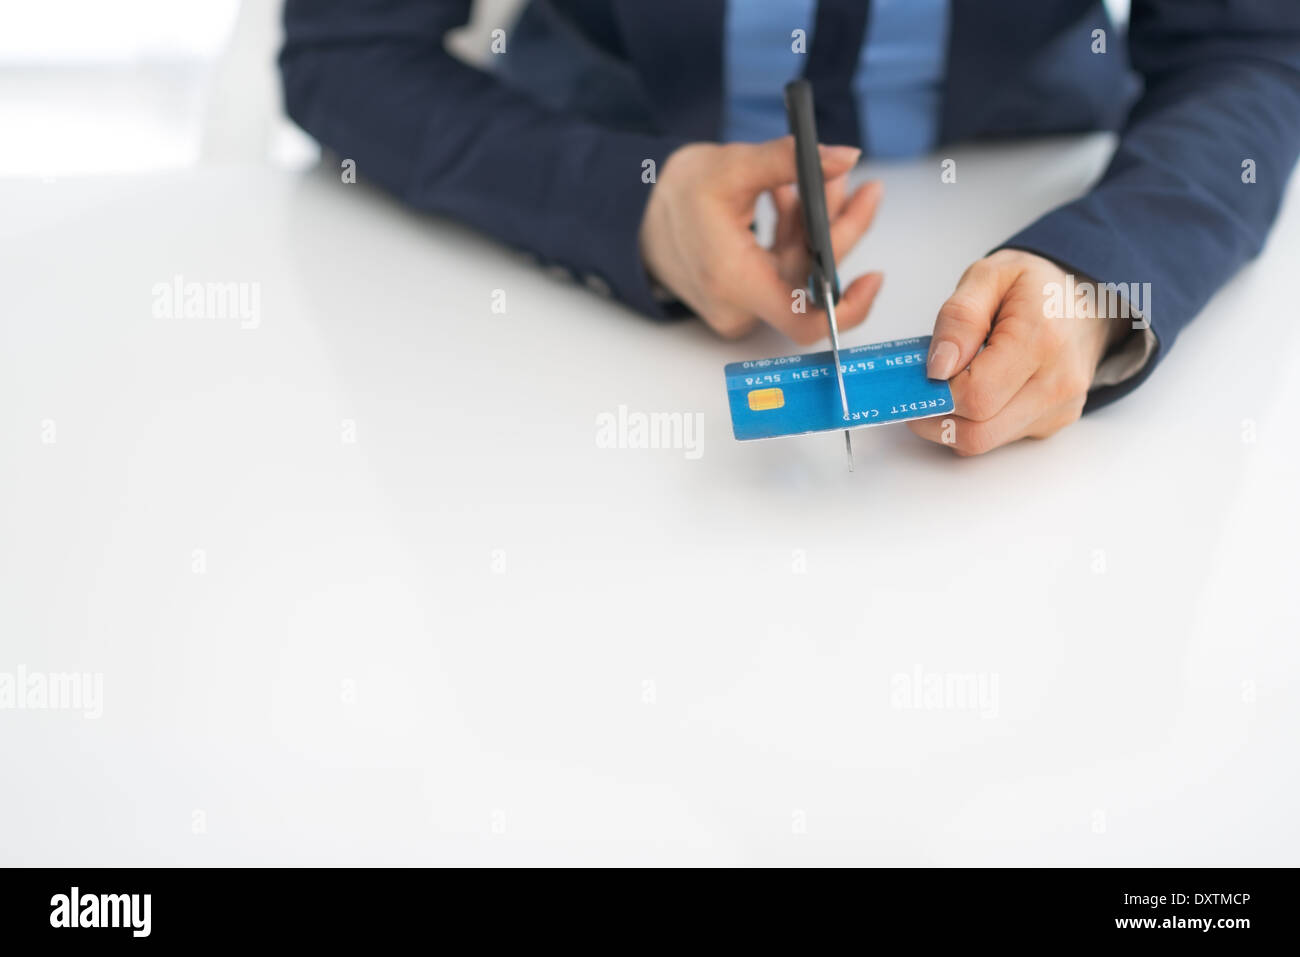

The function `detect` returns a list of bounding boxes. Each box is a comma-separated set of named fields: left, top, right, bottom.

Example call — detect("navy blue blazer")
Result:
left=280, top=0, right=1300, bottom=409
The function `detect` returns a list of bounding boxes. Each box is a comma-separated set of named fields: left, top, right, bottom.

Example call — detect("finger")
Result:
left=906, top=377, right=1052, bottom=456
left=825, top=173, right=849, bottom=219
left=926, top=258, right=1026, bottom=382
left=829, top=179, right=883, bottom=262
left=697, top=302, right=760, bottom=340
left=816, top=143, right=862, bottom=180
left=733, top=265, right=882, bottom=345
left=1025, top=397, right=1086, bottom=441
left=948, top=314, right=1042, bottom=422
left=717, top=247, right=806, bottom=338
left=772, top=183, right=802, bottom=248
left=731, top=136, right=861, bottom=193
left=776, top=173, right=873, bottom=255
left=1023, top=363, right=1091, bottom=439
left=826, top=271, right=884, bottom=336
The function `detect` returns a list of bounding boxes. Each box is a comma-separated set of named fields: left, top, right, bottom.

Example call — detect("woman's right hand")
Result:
left=638, top=135, right=884, bottom=344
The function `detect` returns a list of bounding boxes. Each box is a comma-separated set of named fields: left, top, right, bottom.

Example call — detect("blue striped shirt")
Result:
left=722, top=0, right=951, bottom=157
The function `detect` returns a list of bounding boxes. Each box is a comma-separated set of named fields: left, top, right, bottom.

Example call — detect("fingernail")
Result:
left=820, top=145, right=861, bottom=165
left=928, top=340, right=959, bottom=380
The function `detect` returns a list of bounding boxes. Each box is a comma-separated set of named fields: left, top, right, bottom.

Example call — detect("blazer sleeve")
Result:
left=998, top=0, right=1300, bottom=410
left=279, top=0, right=687, bottom=317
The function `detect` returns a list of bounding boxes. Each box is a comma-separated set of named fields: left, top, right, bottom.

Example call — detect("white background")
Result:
left=2, top=0, right=1297, bottom=866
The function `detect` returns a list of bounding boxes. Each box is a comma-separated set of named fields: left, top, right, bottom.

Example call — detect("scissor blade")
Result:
left=819, top=276, right=854, bottom=471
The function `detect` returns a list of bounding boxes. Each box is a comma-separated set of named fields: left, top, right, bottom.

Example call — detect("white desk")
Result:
left=3, top=135, right=1298, bottom=865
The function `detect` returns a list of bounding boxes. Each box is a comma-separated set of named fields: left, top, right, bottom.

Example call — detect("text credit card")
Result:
left=724, top=335, right=954, bottom=441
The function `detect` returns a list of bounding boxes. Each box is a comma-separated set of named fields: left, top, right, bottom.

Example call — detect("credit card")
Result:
left=724, top=335, right=953, bottom=441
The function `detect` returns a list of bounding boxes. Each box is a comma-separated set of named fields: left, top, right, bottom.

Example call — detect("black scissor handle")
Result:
left=783, top=79, right=840, bottom=307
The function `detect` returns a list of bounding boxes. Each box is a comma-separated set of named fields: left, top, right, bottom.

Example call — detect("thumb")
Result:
left=733, top=135, right=861, bottom=192
left=927, top=259, right=1018, bottom=381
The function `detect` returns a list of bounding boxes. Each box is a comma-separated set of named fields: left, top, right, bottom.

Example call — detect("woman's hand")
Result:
left=909, top=249, right=1129, bottom=455
left=639, top=136, right=883, bottom=344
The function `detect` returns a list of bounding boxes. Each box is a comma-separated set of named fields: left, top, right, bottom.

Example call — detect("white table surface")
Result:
left=2, top=134, right=1298, bottom=866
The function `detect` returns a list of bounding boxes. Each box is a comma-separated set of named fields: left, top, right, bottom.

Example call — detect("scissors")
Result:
left=784, top=78, right=854, bottom=471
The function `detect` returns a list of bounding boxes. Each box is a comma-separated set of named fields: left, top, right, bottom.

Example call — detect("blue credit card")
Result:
left=724, top=335, right=953, bottom=441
